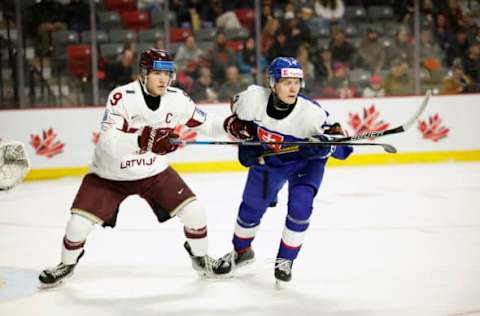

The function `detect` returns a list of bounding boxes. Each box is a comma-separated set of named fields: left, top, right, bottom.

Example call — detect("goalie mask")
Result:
left=267, top=57, right=305, bottom=89
left=139, top=48, right=176, bottom=93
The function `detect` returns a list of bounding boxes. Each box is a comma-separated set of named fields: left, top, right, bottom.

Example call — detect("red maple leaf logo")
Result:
left=174, top=124, right=198, bottom=149
left=30, top=128, right=65, bottom=158
left=417, top=114, right=449, bottom=142
left=348, top=104, right=389, bottom=137
left=92, top=131, right=100, bottom=144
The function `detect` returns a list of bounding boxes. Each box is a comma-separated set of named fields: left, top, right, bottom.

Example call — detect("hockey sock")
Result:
left=177, top=200, right=208, bottom=256
left=233, top=216, right=260, bottom=251
left=184, top=226, right=208, bottom=256
left=61, top=214, right=94, bottom=264
left=277, top=226, right=307, bottom=260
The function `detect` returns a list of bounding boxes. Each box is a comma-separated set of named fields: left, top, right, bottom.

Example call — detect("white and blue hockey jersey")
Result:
left=231, top=85, right=351, bottom=166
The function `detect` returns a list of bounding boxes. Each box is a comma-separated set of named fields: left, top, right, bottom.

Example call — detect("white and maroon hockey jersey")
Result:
left=90, top=80, right=224, bottom=181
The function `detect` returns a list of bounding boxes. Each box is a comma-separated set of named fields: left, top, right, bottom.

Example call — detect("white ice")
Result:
left=1, top=162, right=479, bottom=316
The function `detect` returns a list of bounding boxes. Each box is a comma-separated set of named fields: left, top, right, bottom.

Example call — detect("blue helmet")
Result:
left=268, top=57, right=305, bottom=89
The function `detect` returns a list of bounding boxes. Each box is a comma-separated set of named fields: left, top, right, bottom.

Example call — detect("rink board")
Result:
left=0, top=94, right=479, bottom=180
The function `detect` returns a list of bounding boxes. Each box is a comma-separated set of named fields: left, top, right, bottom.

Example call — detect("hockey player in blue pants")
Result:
left=213, top=57, right=353, bottom=286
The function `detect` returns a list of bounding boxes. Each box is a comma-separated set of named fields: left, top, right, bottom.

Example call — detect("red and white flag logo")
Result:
left=348, top=104, right=389, bottom=138
left=30, top=128, right=65, bottom=158
left=257, top=127, right=283, bottom=151
left=418, top=114, right=449, bottom=142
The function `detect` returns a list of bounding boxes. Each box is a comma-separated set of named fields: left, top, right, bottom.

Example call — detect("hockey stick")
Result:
left=172, top=139, right=397, bottom=153
left=334, top=89, right=432, bottom=142
left=171, top=91, right=431, bottom=154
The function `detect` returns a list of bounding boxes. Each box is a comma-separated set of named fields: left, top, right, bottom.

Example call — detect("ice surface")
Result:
left=1, top=163, right=479, bottom=316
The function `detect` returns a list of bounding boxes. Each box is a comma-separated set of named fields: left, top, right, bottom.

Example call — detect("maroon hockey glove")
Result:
left=139, top=126, right=179, bottom=155
left=223, top=114, right=255, bottom=140
left=325, top=122, right=346, bottom=136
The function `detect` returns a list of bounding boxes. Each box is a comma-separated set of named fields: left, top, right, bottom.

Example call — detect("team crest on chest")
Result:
left=257, top=127, right=284, bottom=151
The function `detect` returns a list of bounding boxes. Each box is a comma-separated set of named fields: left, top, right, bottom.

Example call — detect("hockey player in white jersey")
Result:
left=213, top=57, right=353, bottom=287
left=39, top=48, right=225, bottom=288
left=0, top=140, right=30, bottom=191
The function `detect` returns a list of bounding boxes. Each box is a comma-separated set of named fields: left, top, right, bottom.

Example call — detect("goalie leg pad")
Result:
left=0, top=141, right=30, bottom=190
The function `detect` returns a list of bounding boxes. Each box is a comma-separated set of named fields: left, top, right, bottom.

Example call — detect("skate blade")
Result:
left=275, top=279, right=289, bottom=290
left=38, top=271, right=74, bottom=289
left=38, top=279, right=65, bottom=289
left=211, top=258, right=256, bottom=279
left=236, top=258, right=255, bottom=269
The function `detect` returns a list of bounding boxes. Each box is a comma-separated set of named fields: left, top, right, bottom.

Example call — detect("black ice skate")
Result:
left=213, top=247, right=255, bottom=276
left=183, top=241, right=216, bottom=276
left=38, top=250, right=84, bottom=289
left=274, top=258, right=293, bottom=289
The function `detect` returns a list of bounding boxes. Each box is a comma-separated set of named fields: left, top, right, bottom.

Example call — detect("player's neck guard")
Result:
left=267, top=93, right=296, bottom=119
left=272, top=92, right=296, bottom=110
left=139, top=80, right=161, bottom=111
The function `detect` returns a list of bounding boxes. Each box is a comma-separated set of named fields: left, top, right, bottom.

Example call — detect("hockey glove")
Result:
left=139, top=126, right=179, bottom=155
left=223, top=114, right=255, bottom=140
left=325, top=122, right=346, bottom=136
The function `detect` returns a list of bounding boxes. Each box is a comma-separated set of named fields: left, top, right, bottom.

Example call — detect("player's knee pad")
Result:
left=287, top=185, right=315, bottom=231
left=65, top=214, right=95, bottom=242
left=176, top=200, right=207, bottom=229
left=238, top=201, right=266, bottom=225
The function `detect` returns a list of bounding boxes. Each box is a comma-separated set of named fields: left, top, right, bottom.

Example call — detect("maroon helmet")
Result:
left=139, top=48, right=175, bottom=74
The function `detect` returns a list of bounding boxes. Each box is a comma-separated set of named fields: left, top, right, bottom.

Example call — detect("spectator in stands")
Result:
left=174, top=35, right=205, bottom=74
left=261, top=18, right=280, bottom=55
left=266, top=30, right=297, bottom=62
left=384, top=59, right=414, bottom=96
left=386, top=26, right=414, bottom=68
left=296, top=44, right=315, bottom=93
left=443, top=0, right=464, bottom=32
left=209, top=31, right=237, bottom=82
left=315, top=45, right=334, bottom=83
left=459, top=11, right=479, bottom=44
left=261, top=2, right=273, bottom=26
left=446, top=27, right=470, bottom=66
left=191, top=67, right=218, bottom=103
left=463, top=43, right=480, bottom=89
left=218, top=65, right=249, bottom=101
left=322, top=62, right=357, bottom=98
left=201, top=0, right=241, bottom=30
left=433, top=13, right=455, bottom=52
left=402, top=0, right=436, bottom=30
left=31, top=0, right=67, bottom=56
left=104, top=48, right=136, bottom=90
left=362, top=75, right=385, bottom=98
left=441, top=58, right=473, bottom=94
left=64, top=0, right=90, bottom=33
left=285, top=17, right=312, bottom=54
left=237, top=37, right=268, bottom=82
left=356, top=27, right=385, bottom=73
left=329, top=27, right=355, bottom=66
left=313, top=0, right=345, bottom=28
left=283, top=2, right=296, bottom=20
left=419, top=29, right=444, bottom=65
